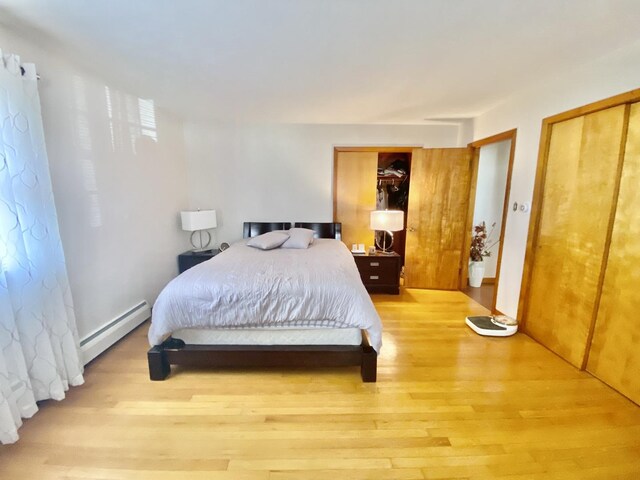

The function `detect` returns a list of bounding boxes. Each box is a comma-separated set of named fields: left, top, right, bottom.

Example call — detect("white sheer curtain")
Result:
left=0, top=51, right=84, bottom=444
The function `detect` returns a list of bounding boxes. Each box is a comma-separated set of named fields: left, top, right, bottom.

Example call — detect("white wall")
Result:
left=472, top=140, right=510, bottom=278
left=184, top=122, right=469, bottom=243
left=474, top=40, right=640, bottom=318
left=0, top=25, right=190, bottom=339
left=9, top=15, right=637, bottom=332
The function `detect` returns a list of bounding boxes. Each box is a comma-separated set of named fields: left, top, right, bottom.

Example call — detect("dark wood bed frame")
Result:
left=148, top=221, right=377, bottom=382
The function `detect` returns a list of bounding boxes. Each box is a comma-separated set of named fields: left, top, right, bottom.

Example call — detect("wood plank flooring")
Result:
left=1, top=289, right=639, bottom=479
left=461, top=284, right=494, bottom=311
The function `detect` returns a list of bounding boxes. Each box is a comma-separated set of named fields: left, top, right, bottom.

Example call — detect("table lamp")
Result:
left=370, top=210, right=404, bottom=254
left=181, top=209, right=217, bottom=251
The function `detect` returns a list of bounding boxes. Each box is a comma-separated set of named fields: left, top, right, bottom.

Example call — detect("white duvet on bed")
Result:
left=148, top=239, right=383, bottom=352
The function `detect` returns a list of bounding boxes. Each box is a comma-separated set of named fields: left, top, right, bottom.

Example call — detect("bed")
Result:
left=147, top=222, right=380, bottom=382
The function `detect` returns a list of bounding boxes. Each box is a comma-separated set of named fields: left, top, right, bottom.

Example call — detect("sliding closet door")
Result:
left=524, top=105, right=626, bottom=368
left=405, top=148, right=472, bottom=289
left=334, top=151, right=377, bottom=249
left=587, top=103, right=640, bottom=404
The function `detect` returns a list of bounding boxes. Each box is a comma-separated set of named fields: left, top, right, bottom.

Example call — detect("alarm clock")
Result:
left=219, top=242, right=230, bottom=251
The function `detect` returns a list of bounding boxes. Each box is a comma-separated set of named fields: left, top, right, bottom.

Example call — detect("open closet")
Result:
left=375, top=152, right=411, bottom=262
left=520, top=89, right=640, bottom=405
left=334, top=146, right=472, bottom=290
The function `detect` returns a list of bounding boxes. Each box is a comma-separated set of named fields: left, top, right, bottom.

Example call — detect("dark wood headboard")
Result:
left=242, top=222, right=292, bottom=238
left=294, top=222, right=342, bottom=240
left=242, top=222, right=342, bottom=240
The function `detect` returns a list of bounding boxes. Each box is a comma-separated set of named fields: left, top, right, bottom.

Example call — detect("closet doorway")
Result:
left=334, top=146, right=474, bottom=290
left=333, top=147, right=416, bottom=257
left=376, top=152, right=411, bottom=263
left=461, top=130, right=516, bottom=312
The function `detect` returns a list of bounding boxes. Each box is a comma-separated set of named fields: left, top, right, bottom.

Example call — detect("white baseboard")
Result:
left=80, top=301, right=150, bottom=365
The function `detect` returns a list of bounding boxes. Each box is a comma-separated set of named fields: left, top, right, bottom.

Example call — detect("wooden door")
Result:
left=405, top=147, right=472, bottom=289
left=587, top=103, right=640, bottom=404
left=524, top=105, right=626, bottom=368
left=334, top=151, right=377, bottom=249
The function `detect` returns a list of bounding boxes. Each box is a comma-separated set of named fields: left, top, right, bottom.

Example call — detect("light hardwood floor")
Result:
left=1, top=289, right=639, bottom=479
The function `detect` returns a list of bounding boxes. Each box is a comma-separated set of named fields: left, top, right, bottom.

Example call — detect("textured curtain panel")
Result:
left=0, top=51, right=84, bottom=444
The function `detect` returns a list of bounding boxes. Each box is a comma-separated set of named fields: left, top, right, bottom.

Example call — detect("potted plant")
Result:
left=469, top=221, right=497, bottom=288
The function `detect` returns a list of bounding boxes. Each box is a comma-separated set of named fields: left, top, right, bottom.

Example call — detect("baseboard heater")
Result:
left=80, top=300, right=150, bottom=365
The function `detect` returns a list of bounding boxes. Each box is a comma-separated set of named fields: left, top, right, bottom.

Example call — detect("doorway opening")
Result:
left=461, top=130, right=516, bottom=312
left=376, top=152, right=411, bottom=264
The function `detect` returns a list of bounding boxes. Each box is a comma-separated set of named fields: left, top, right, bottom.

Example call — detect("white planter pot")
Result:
left=468, top=261, right=485, bottom=288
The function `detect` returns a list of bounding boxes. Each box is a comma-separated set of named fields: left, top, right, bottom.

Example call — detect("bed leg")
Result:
left=148, top=345, right=170, bottom=381
left=361, top=346, right=377, bottom=382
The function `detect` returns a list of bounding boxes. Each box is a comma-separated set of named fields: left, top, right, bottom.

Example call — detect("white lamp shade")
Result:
left=370, top=210, right=404, bottom=232
left=181, top=210, right=217, bottom=231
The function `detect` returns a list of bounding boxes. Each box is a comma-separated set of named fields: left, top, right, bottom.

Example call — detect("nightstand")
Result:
left=353, top=252, right=401, bottom=294
left=178, top=249, right=220, bottom=274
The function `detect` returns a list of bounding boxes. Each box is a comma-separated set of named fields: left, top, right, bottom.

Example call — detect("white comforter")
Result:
left=148, top=239, right=382, bottom=352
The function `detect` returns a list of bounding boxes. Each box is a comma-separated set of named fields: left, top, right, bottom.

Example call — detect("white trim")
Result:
left=80, top=301, right=150, bottom=365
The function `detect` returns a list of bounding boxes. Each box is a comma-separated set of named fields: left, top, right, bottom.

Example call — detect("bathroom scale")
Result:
left=466, top=315, right=518, bottom=337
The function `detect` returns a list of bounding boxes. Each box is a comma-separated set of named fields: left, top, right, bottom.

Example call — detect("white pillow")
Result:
left=246, top=231, right=290, bottom=250
left=273, top=229, right=315, bottom=244
left=281, top=228, right=315, bottom=249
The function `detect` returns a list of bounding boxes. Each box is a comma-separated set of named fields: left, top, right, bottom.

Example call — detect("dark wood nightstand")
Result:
left=178, top=249, right=220, bottom=274
left=353, top=252, right=401, bottom=294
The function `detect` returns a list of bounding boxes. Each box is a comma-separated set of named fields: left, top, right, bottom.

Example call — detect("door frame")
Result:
left=460, top=129, right=517, bottom=314
left=517, top=88, right=640, bottom=331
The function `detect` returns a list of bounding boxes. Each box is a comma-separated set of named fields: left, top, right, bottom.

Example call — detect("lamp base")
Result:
left=190, top=230, right=212, bottom=251
left=374, top=231, right=395, bottom=254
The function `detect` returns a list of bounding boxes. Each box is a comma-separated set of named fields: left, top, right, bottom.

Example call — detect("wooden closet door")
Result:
left=524, top=105, right=626, bottom=368
left=334, top=152, right=377, bottom=249
left=405, top=148, right=472, bottom=289
left=587, top=103, right=640, bottom=404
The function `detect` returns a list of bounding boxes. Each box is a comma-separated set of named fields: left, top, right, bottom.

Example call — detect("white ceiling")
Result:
left=1, top=0, right=640, bottom=124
